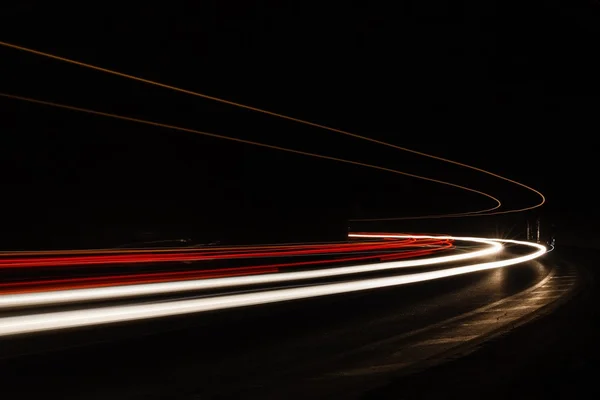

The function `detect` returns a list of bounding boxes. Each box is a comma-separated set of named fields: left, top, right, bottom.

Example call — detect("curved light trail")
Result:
left=0, top=237, right=447, bottom=268
left=0, top=92, right=501, bottom=218
left=0, top=239, right=418, bottom=257
left=0, top=44, right=551, bottom=344
left=0, top=234, right=546, bottom=337
left=0, top=41, right=545, bottom=219
left=0, top=238, right=452, bottom=295
left=0, top=235, right=488, bottom=309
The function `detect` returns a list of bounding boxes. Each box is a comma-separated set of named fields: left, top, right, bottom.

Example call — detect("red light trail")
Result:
left=0, top=238, right=452, bottom=294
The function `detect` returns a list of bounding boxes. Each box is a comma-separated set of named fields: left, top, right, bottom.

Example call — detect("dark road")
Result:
left=0, top=248, right=582, bottom=399
left=366, top=246, right=600, bottom=400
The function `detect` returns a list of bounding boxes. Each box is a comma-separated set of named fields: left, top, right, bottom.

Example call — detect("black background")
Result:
left=1, top=1, right=599, bottom=249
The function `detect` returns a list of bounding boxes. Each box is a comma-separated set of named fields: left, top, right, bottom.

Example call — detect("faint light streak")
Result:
left=0, top=40, right=545, bottom=219
left=0, top=92, right=501, bottom=219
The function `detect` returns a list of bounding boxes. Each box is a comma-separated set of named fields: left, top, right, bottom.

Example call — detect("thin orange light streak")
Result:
left=0, top=41, right=545, bottom=219
left=0, top=92, right=501, bottom=218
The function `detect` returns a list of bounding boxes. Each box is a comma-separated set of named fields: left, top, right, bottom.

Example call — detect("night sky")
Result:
left=1, top=1, right=599, bottom=249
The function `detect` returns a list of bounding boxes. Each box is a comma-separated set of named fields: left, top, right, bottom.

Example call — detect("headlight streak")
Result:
left=0, top=235, right=498, bottom=310
left=0, top=236, right=547, bottom=337
left=0, top=41, right=549, bottom=342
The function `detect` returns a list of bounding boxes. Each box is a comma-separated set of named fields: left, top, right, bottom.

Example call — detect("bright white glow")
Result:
left=0, top=236, right=546, bottom=337
left=0, top=235, right=501, bottom=309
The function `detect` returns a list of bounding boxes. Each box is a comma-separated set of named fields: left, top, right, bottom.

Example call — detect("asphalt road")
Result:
left=365, top=246, right=600, bottom=400
left=0, top=247, right=583, bottom=400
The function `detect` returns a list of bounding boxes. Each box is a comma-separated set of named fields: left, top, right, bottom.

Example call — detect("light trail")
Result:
left=0, top=44, right=551, bottom=340
left=0, top=235, right=546, bottom=337
left=0, top=92, right=501, bottom=218
left=0, top=238, right=446, bottom=268
left=0, top=235, right=499, bottom=310
left=0, top=243, right=452, bottom=295
left=0, top=238, right=418, bottom=257
left=0, top=40, right=544, bottom=219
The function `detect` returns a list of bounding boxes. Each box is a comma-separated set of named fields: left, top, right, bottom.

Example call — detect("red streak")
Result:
left=0, top=240, right=453, bottom=294
left=0, top=239, right=451, bottom=269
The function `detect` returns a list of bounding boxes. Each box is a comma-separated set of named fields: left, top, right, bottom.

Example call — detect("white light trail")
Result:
left=0, top=235, right=501, bottom=310
left=0, top=236, right=546, bottom=337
